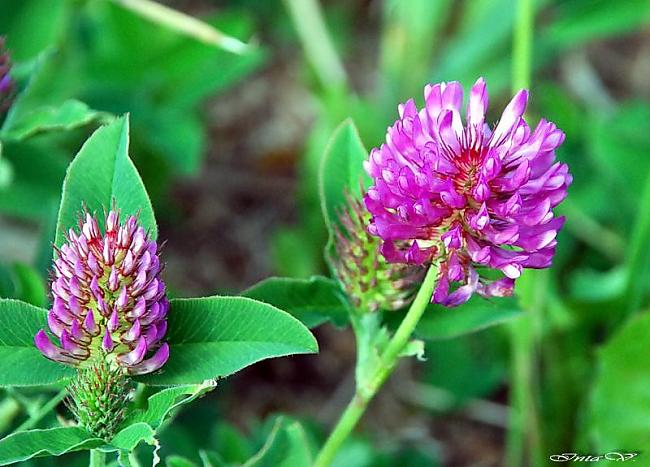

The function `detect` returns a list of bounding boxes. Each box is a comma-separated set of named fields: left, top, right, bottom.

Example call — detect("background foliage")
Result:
left=0, top=0, right=649, bottom=465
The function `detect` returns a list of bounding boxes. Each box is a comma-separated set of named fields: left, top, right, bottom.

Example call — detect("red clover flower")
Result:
left=364, top=78, right=571, bottom=306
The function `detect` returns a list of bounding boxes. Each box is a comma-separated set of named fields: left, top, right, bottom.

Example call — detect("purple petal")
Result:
left=116, top=286, right=128, bottom=310
left=467, top=77, right=488, bottom=126
left=34, top=330, right=77, bottom=364
left=123, top=319, right=141, bottom=342
left=127, top=343, right=170, bottom=375
left=108, top=310, right=120, bottom=332
left=118, top=337, right=148, bottom=366
left=83, top=310, right=98, bottom=335
left=490, top=89, right=528, bottom=147
left=102, top=329, right=114, bottom=352
left=108, top=267, right=119, bottom=292
left=47, top=311, right=64, bottom=337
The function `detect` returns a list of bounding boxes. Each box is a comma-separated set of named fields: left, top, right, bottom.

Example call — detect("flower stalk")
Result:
left=314, top=264, right=438, bottom=467
left=506, top=0, right=546, bottom=465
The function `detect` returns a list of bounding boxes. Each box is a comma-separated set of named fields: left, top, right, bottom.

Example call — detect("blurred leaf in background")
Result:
left=0, top=0, right=266, bottom=223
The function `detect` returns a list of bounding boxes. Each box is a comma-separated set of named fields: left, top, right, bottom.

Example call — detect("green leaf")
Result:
left=140, top=110, right=205, bottom=176
left=0, top=427, right=102, bottom=465
left=122, top=381, right=216, bottom=429
left=110, top=384, right=218, bottom=461
left=318, top=118, right=370, bottom=232
left=242, top=276, right=349, bottom=328
left=139, top=297, right=318, bottom=385
left=0, top=139, right=68, bottom=220
left=543, top=0, right=650, bottom=49
left=400, top=339, right=425, bottom=360
left=589, top=311, right=650, bottom=452
left=318, top=119, right=371, bottom=281
left=7, top=263, right=48, bottom=308
left=54, top=115, right=157, bottom=247
left=0, top=157, right=11, bottom=190
left=587, top=103, right=650, bottom=209
left=0, top=299, right=74, bottom=386
left=200, top=449, right=227, bottom=467
left=1, top=99, right=108, bottom=141
left=270, top=228, right=322, bottom=279
left=211, top=422, right=254, bottom=464
left=0, top=1, right=70, bottom=62
left=432, top=0, right=517, bottom=92
left=244, top=417, right=312, bottom=467
left=413, top=296, right=522, bottom=340
left=166, top=455, right=199, bottom=467
left=1, top=49, right=104, bottom=140
left=111, top=422, right=157, bottom=452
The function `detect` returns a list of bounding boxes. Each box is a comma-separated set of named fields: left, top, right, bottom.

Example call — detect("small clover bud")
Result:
left=333, top=191, right=424, bottom=313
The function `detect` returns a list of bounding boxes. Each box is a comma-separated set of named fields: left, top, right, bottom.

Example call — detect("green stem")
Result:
left=507, top=0, right=545, bottom=466
left=506, top=273, right=546, bottom=467
left=13, top=388, right=67, bottom=433
left=369, top=265, right=438, bottom=391
left=89, top=449, right=106, bottom=467
left=314, top=265, right=438, bottom=467
left=512, top=0, right=533, bottom=91
left=624, top=169, right=650, bottom=314
left=283, top=0, right=348, bottom=92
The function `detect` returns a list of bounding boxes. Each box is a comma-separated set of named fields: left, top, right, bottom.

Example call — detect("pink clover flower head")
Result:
left=364, top=78, right=572, bottom=306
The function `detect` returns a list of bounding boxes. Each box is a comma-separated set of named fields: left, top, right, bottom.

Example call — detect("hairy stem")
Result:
left=314, top=265, right=438, bottom=467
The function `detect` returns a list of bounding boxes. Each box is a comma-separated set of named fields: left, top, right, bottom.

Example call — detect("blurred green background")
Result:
left=0, top=0, right=649, bottom=465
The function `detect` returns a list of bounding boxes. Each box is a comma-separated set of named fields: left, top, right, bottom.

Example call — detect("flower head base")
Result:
left=0, top=37, right=14, bottom=114
left=364, top=78, right=571, bottom=306
left=66, top=359, right=131, bottom=439
left=333, top=191, right=424, bottom=312
left=35, top=209, right=169, bottom=375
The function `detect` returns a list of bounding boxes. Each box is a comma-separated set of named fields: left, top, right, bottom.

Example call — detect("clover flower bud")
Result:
left=65, top=359, right=131, bottom=440
left=333, top=191, right=424, bottom=312
left=34, top=209, right=169, bottom=375
left=364, top=78, right=572, bottom=306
